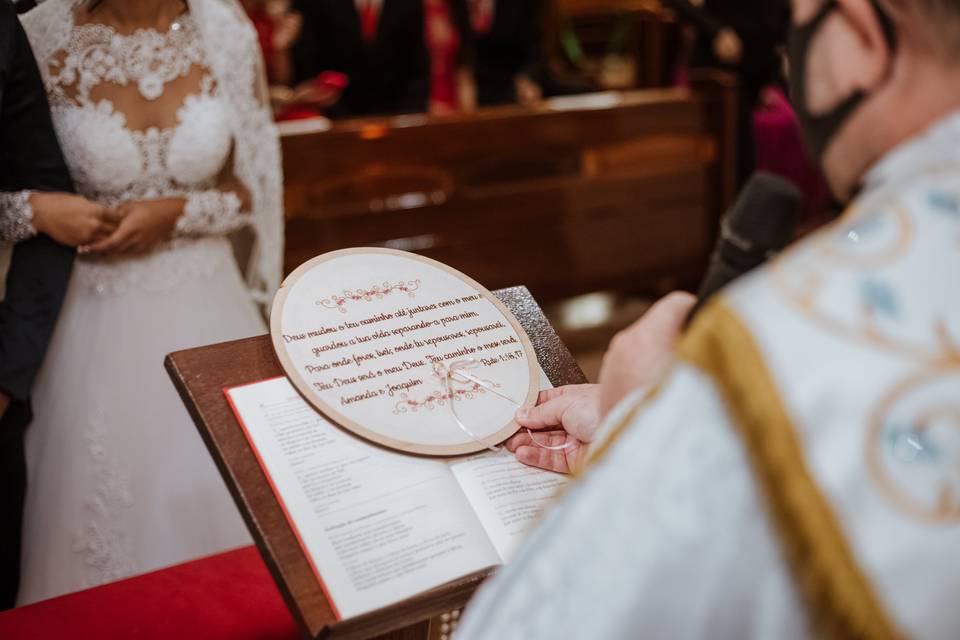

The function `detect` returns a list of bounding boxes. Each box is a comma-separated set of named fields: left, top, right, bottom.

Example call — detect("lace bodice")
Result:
left=23, top=11, right=248, bottom=294
left=48, top=14, right=232, bottom=207
left=21, top=0, right=284, bottom=302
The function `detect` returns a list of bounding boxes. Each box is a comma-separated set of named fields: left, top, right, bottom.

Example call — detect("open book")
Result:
left=226, top=376, right=567, bottom=621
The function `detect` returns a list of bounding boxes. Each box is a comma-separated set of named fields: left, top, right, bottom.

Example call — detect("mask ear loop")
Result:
left=870, top=0, right=898, bottom=51
left=442, top=359, right=576, bottom=452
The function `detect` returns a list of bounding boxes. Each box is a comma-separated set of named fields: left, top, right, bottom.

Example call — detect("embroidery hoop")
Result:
left=271, top=248, right=540, bottom=456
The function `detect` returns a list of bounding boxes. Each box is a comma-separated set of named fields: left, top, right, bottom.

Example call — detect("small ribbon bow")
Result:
left=436, top=358, right=574, bottom=453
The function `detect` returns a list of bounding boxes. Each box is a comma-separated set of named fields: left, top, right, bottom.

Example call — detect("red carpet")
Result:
left=0, top=546, right=299, bottom=640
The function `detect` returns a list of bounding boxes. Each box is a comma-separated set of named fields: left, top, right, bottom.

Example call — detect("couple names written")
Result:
left=282, top=294, right=526, bottom=408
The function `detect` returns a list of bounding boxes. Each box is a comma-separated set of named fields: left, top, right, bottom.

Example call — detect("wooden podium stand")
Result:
left=165, top=286, right=588, bottom=640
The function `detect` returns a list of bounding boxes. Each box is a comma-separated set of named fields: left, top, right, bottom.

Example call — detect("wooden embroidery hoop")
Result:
left=271, top=248, right=539, bottom=456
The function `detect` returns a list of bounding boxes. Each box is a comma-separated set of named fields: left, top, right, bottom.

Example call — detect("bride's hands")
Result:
left=30, top=192, right=115, bottom=247
left=84, top=199, right=183, bottom=255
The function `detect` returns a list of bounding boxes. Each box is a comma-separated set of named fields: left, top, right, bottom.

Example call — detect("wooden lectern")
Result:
left=165, top=287, right=588, bottom=640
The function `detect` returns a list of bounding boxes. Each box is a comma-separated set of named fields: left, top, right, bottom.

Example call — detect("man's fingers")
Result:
left=510, top=431, right=583, bottom=474
left=515, top=445, right=569, bottom=474
left=515, top=393, right=579, bottom=430
left=505, top=430, right=569, bottom=452
left=103, top=208, right=126, bottom=224
left=504, top=431, right=530, bottom=452
left=534, top=388, right=566, bottom=404
left=533, top=384, right=594, bottom=406
left=94, top=218, right=119, bottom=239
left=85, top=238, right=116, bottom=253
left=86, top=227, right=131, bottom=253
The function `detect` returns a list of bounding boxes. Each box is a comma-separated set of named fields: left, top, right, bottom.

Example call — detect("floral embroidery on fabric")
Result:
left=771, top=179, right=960, bottom=522
left=0, top=191, right=36, bottom=242
left=392, top=360, right=501, bottom=414
left=867, top=369, right=960, bottom=522
left=72, top=413, right=136, bottom=587
left=928, top=191, right=960, bottom=217
left=318, top=280, right=422, bottom=313
left=48, top=15, right=204, bottom=103
left=859, top=278, right=900, bottom=319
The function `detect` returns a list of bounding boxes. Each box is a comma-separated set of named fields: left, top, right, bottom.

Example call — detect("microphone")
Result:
left=689, top=172, right=802, bottom=320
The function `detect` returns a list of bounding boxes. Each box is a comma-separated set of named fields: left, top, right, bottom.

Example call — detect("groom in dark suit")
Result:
left=0, top=0, right=76, bottom=610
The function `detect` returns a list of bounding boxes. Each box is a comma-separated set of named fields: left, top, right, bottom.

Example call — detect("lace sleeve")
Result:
left=0, top=191, right=38, bottom=242
left=173, top=189, right=248, bottom=237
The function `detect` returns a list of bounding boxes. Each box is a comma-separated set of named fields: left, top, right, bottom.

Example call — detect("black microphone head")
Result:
left=724, top=172, right=803, bottom=257
left=691, top=172, right=803, bottom=316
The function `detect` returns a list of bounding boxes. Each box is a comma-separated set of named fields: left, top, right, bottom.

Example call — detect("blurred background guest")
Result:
left=243, top=0, right=302, bottom=87
left=424, top=0, right=475, bottom=115
left=468, top=0, right=546, bottom=106
left=663, top=0, right=791, bottom=188
left=291, top=0, right=435, bottom=117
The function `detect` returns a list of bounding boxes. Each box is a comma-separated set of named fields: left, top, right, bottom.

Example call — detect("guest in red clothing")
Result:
left=291, top=0, right=434, bottom=117
left=286, top=0, right=477, bottom=118
left=467, top=0, right=545, bottom=106
left=243, top=0, right=302, bottom=86
left=243, top=0, right=329, bottom=121
left=425, top=0, right=475, bottom=115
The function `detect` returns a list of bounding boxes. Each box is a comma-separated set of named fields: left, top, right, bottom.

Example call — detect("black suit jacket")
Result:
left=0, top=1, right=74, bottom=426
left=468, top=0, right=544, bottom=106
left=292, top=0, right=435, bottom=117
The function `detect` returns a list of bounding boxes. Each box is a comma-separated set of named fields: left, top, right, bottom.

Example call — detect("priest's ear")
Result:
left=794, top=0, right=896, bottom=115
left=833, top=0, right=896, bottom=88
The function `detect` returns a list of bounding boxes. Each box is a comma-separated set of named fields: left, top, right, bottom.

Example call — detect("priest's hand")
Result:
left=508, top=384, right=600, bottom=474
left=598, top=291, right=695, bottom=416
left=508, top=292, right=694, bottom=474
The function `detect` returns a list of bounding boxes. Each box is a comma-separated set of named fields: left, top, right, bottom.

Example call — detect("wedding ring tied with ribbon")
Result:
left=435, top=358, right=576, bottom=454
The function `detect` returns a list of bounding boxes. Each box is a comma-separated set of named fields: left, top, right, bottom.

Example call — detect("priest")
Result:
left=458, top=0, right=960, bottom=637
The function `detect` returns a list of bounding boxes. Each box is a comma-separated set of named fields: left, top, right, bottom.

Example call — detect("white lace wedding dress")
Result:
left=16, top=4, right=281, bottom=604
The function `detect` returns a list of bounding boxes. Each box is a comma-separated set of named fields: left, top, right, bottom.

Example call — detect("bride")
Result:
left=16, top=0, right=283, bottom=603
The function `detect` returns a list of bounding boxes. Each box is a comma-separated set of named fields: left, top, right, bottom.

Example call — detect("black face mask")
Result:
left=788, top=0, right=898, bottom=161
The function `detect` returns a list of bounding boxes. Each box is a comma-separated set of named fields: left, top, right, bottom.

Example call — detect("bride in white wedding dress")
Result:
left=16, top=0, right=283, bottom=604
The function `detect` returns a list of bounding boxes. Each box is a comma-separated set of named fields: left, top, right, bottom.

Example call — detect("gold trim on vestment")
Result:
left=678, top=299, right=903, bottom=640
left=583, top=298, right=903, bottom=639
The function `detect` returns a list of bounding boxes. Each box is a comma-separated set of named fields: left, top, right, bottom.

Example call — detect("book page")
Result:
left=449, top=452, right=568, bottom=562
left=445, top=367, right=568, bottom=562
left=227, top=377, right=501, bottom=620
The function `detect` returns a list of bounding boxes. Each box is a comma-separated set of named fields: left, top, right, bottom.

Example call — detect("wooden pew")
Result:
left=281, top=73, right=736, bottom=303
